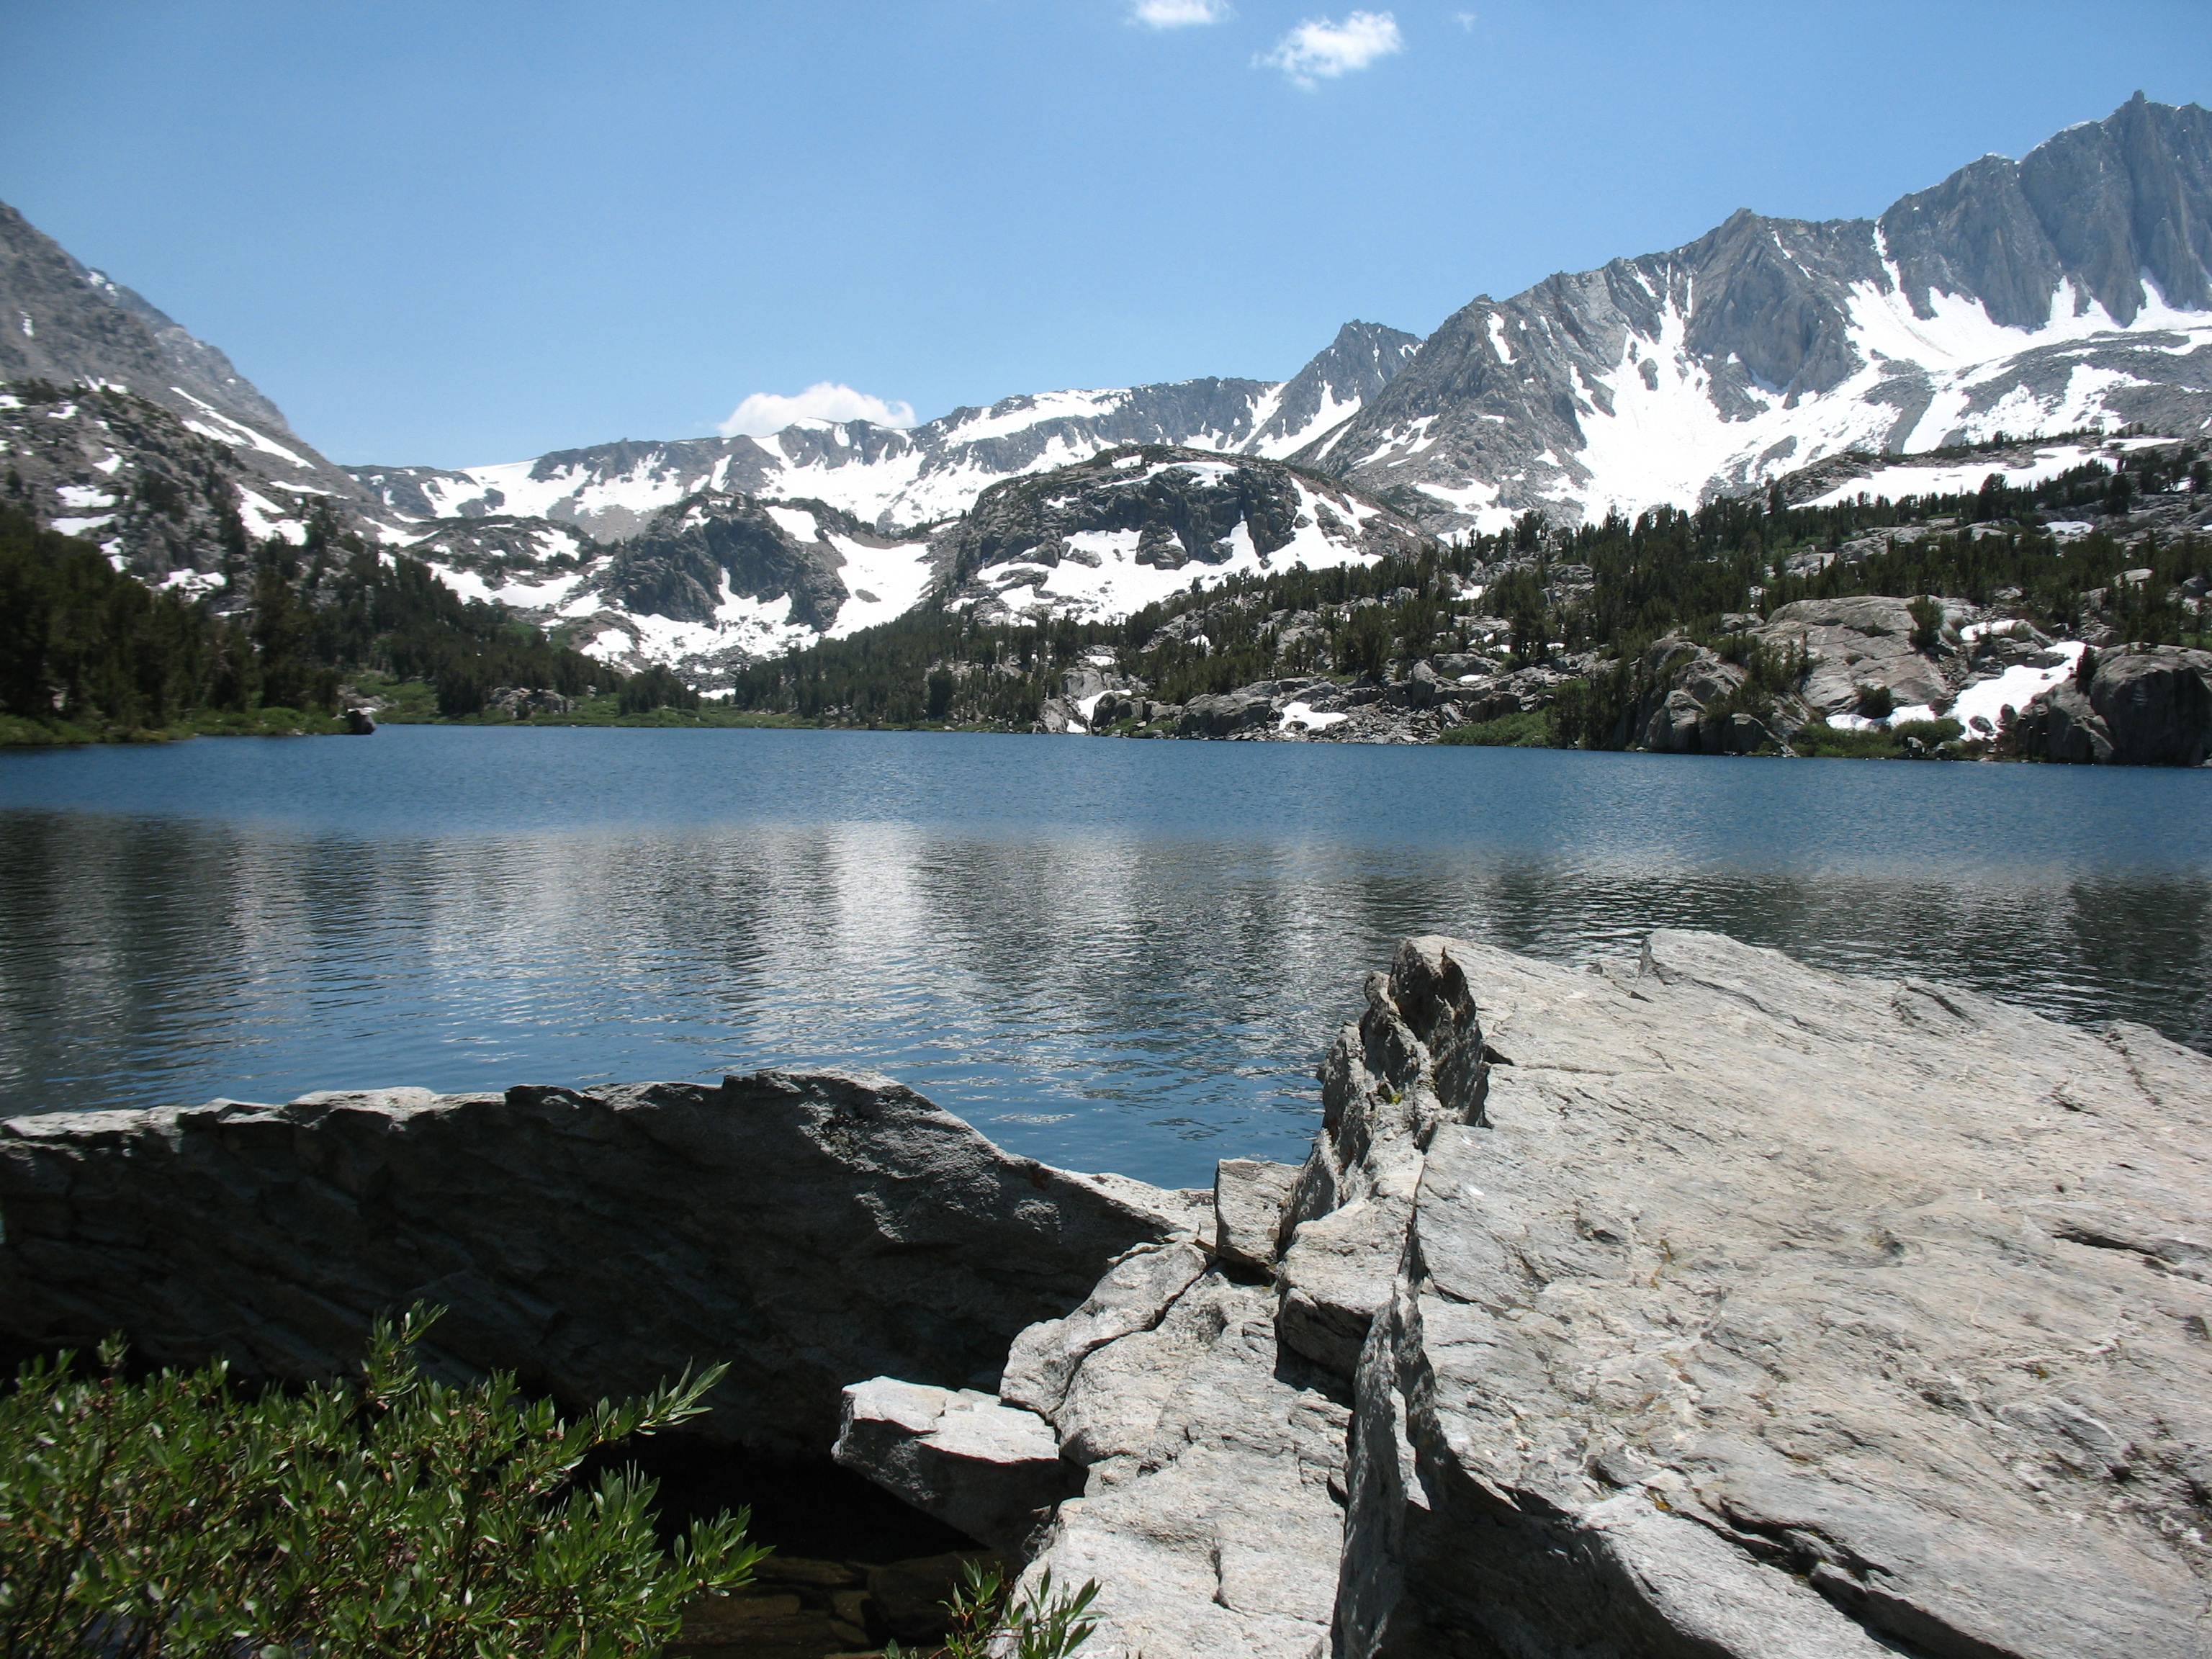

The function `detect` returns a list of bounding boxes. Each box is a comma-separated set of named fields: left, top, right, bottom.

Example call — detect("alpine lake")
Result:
left=2, top=724, right=2207, bottom=1190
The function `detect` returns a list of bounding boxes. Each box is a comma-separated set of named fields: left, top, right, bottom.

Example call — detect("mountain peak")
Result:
left=0, top=199, right=292, bottom=439
left=1299, top=96, right=2212, bottom=534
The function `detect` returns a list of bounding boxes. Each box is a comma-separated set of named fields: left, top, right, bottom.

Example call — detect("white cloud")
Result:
left=1129, top=0, right=1231, bottom=25
left=717, top=382, right=917, bottom=438
left=1259, top=10, right=1403, bottom=87
left=1454, top=9, right=1478, bottom=27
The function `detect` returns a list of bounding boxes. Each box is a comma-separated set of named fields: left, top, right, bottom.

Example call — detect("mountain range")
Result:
left=4, top=93, right=2209, bottom=680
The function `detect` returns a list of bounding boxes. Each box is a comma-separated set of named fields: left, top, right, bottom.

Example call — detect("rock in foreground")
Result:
left=0, top=1070, right=1205, bottom=1455
left=1316, top=934, right=2212, bottom=1659
left=850, top=936, right=2212, bottom=1659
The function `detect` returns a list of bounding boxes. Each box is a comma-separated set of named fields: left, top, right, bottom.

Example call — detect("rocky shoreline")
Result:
left=1030, top=601, right=2212, bottom=765
left=4, top=934, right=2208, bottom=1656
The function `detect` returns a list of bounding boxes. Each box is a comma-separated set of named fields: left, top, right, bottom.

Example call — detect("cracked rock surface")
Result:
left=1323, top=932, right=2212, bottom=1659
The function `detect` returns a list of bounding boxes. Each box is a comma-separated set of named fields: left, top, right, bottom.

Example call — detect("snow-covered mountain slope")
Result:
left=349, top=321, right=1421, bottom=541
left=0, top=200, right=378, bottom=535
left=1770, top=431, right=2177, bottom=512
left=934, top=446, right=1428, bottom=624
left=394, top=493, right=935, bottom=678
left=14, top=96, right=2212, bottom=689
left=387, top=448, right=1425, bottom=676
left=1312, top=94, right=2212, bottom=533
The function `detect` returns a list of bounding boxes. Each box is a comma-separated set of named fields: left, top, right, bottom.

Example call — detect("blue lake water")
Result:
left=2, top=726, right=2208, bottom=1187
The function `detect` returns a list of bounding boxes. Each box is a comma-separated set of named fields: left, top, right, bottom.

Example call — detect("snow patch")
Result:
left=765, top=505, right=820, bottom=542
left=1279, top=701, right=1347, bottom=732
left=170, top=388, right=310, bottom=467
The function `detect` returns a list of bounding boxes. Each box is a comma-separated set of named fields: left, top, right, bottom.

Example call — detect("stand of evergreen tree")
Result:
left=0, top=504, right=623, bottom=741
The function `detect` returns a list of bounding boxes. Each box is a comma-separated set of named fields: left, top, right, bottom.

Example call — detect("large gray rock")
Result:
left=2018, top=645, right=2212, bottom=766
left=2014, top=678, right=2116, bottom=763
left=0, top=1071, right=1205, bottom=1455
left=1758, top=595, right=1952, bottom=716
left=1180, top=688, right=1280, bottom=738
left=1015, top=1269, right=1352, bottom=1659
left=2089, top=646, right=2212, bottom=764
left=832, top=1378, right=1076, bottom=1554
left=1318, top=933, right=2212, bottom=1659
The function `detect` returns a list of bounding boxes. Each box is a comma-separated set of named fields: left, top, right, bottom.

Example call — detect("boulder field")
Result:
left=3, top=935, right=2208, bottom=1657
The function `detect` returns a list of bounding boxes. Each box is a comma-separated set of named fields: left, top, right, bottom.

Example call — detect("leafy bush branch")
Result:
left=886, top=1558, right=1100, bottom=1659
left=0, top=1305, right=764, bottom=1658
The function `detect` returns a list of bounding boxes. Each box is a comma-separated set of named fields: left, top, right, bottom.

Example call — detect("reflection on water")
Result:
left=4, top=727, right=2208, bottom=1188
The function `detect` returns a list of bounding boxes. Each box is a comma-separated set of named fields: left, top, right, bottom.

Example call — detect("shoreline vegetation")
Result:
left=0, top=700, right=2069, bottom=768
left=5, top=436, right=2208, bottom=763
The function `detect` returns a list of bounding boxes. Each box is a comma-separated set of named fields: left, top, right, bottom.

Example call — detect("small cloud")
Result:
left=718, top=382, right=917, bottom=438
left=1129, top=0, right=1231, bottom=24
left=1260, top=10, right=1403, bottom=89
left=1454, top=9, right=1478, bottom=27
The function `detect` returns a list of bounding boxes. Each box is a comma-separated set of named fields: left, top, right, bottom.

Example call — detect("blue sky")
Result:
left=4, top=1, right=2208, bottom=467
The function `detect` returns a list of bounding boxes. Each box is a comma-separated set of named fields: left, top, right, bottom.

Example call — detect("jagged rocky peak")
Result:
left=0, top=199, right=374, bottom=518
left=935, top=445, right=1429, bottom=624
left=392, top=485, right=939, bottom=680
left=1879, top=91, right=2212, bottom=331
left=1246, top=319, right=1421, bottom=458
left=1312, top=94, right=2212, bottom=535
left=347, top=318, right=1421, bottom=543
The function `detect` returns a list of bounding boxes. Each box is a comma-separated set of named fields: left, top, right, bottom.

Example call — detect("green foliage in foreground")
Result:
left=0, top=1307, right=765, bottom=1658
left=888, top=1559, right=1100, bottom=1659
left=1437, top=709, right=1554, bottom=747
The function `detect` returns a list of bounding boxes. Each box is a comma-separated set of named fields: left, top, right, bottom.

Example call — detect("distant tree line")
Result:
left=0, top=503, right=624, bottom=734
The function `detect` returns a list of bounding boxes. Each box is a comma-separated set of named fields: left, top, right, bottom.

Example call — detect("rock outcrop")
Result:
left=935, top=446, right=1430, bottom=626
left=1757, top=594, right=1954, bottom=716
left=850, top=936, right=2212, bottom=1659
left=2016, top=644, right=2212, bottom=765
left=1316, top=934, right=2212, bottom=1659
left=0, top=1070, right=1205, bottom=1455
left=1616, top=633, right=1771, bottom=754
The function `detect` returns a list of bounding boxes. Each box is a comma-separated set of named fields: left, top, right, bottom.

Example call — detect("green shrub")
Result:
left=1790, top=716, right=1961, bottom=759
left=1437, top=709, right=1552, bottom=747
left=1853, top=683, right=1894, bottom=719
left=888, top=1559, right=1099, bottom=1659
left=1791, top=720, right=1902, bottom=759
left=0, top=1306, right=763, bottom=1657
left=1891, top=717, right=1964, bottom=747
left=1907, top=596, right=1945, bottom=651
